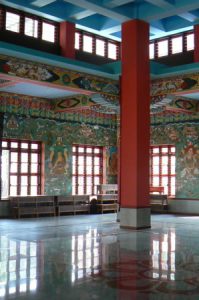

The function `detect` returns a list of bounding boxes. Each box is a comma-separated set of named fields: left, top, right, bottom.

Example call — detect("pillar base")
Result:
left=120, top=207, right=151, bottom=229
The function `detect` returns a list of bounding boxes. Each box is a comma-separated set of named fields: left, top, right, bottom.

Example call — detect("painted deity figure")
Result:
left=49, top=137, right=68, bottom=175
left=180, top=143, right=199, bottom=178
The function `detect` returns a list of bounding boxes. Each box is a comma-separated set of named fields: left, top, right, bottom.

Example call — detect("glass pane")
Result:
left=172, top=36, right=183, bottom=54
left=94, top=148, right=100, bottom=154
left=10, top=163, right=18, bottom=173
left=78, top=186, right=84, bottom=195
left=78, top=156, right=84, bottom=165
left=11, top=142, right=18, bottom=148
left=164, top=186, right=168, bottom=195
left=31, top=176, right=37, bottom=185
left=11, top=152, right=18, bottom=162
left=42, top=22, right=55, bottom=42
left=86, top=166, right=92, bottom=175
left=86, top=177, right=92, bottom=185
left=21, top=176, right=28, bottom=185
left=162, top=177, right=168, bottom=185
left=153, top=157, right=159, bottom=165
left=21, top=143, right=28, bottom=149
left=153, top=166, right=159, bottom=175
left=171, top=177, right=175, bottom=185
left=21, top=153, right=28, bottom=163
left=96, top=39, right=105, bottom=56
left=78, top=176, right=84, bottom=185
left=10, top=176, right=17, bottom=185
left=187, top=33, right=194, bottom=51
left=158, top=40, right=168, bottom=57
left=94, top=177, right=100, bottom=185
left=6, top=12, right=20, bottom=33
left=31, top=144, right=38, bottom=150
left=21, top=186, right=28, bottom=196
left=86, top=186, right=92, bottom=194
left=75, top=32, right=80, bottom=49
left=153, top=148, right=159, bottom=154
left=78, top=166, right=84, bottom=175
left=86, top=148, right=92, bottom=153
left=171, top=156, right=176, bottom=165
left=108, top=43, right=117, bottom=60
left=171, top=165, right=175, bottom=175
left=21, top=163, right=28, bottom=173
left=171, top=147, right=175, bottom=153
left=31, top=164, right=38, bottom=173
left=30, top=186, right=37, bottom=195
left=72, top=165, right=76, bottom=175
left=10, top=186, right=17, bottom=196
left=78, top=147, right=84, bottom=153
left=72, top=176, right=76, bottom=185
left=162, top=156, right=168, bottom=165
left=83, top=35, right=93, bottom=53
left=162, top=166, right=168, bottom=175
left=171, top=186, right=175, bottom=196
left=162, top=147, right=168, bottom=153
left=2, top=141, right=7, bottom=147
left=149, top=43, right=154, bottom=59
left=31, top=153, right=38, bottom=163
left=153, top=177, right=159, bottom=186
left=94, top=157, right=100, bottom=165
left=94, top=166, right=99, bottom=174
left=24, top=17, right=38, bottom=38
left=86, top=157, right=92, bottom=165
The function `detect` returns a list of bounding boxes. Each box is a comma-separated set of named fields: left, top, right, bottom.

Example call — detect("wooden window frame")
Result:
left=72, top=144, right=103, bottom=195
left=1, top=139, right=42, bottom=197
left=150, top=145, right=176, bottom=197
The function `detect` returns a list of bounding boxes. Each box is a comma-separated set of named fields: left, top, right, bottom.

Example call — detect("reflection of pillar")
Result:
left=0, top=113, right=4, bottom=200
left=194, top=25, right=199, bottom=62
left=60, top=21, right=75, bottom=59
left=120, top=20, right=150, bottom=229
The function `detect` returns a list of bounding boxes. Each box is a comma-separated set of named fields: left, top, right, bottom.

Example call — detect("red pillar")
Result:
left=120, top=19, right=150, bottom=229
left=194, top=25, right=199, bottom=62
left=59, top=21, right=75, bottom=59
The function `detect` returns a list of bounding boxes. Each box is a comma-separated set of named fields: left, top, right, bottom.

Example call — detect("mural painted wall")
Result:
left=3, top=113, right=117, bottom=195
left=151, top=117, right=199, bottom=198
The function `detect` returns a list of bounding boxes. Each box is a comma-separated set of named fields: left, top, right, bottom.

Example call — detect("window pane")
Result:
left=21, top=163, right=28, bottom=173
left=162, top=147, right=168, bottom=153
left=86, top=148, right=92, bottom=153
left=31, top=164, right=38, bottom=173
left=94, top=148, right=100, bottom=154
left=171, top=165, right=175, bottom=175
left=172, top=36, right=183, bottom=54
left=78, top=156, right=84, bottom=165
left=78, top=176, right=84, bottom=185
left=10, top=186, right=17, bottom=196
left=158, top=40, right=168, bottom=57
left=96, top=39, right=105, bottom=56
left=186, top=33, right=194, bottom=51
left=31, top=154, right=38, bottom=163
left=21, top=143, right=28, bottom=149
left=21, top=153, right=28, bottom=163
left=75, top=32, right=80, bottom=49
left=162, top=156, right=168, bottom=165
left=21, top=176, right=28, bottom=185
left=10, top=163, right=18, bottom=173
left=11, top=142, right=18, bottom=148
left=108, top=43, right=117, bottom=60
left=25, top=17, right=38, bottom=38
left=162, top=177, right=168, bottom=186
left=21, top=186, right=28, bottom=196
left=2, top=141, right=7, bottom=147
left=31, top=176, right=37, bottom=185
left=42, top=22, right=55, bottom=42
left=94, top=177, right=100, bottom=185
left=153, top=177, right=159, bottom=186
left=10, top=176, right=17, bottom=185
left=78, top=186, right=84, bottom=195
left=86, top=177, right=92, bottom=185
left=153, top=148, right=159, bottom=154
left=6, top=12, right=20, bottom=33
left=153, top=157, right=159, bottom=165
left=153, top=166, right=159, bottom=175
left=30, top=186, right=37, bottom=195
left=162, top=166, right=168, bottom=175
left=86, top=186, right=92, bottom=194
left=11, top=152, right=18, bottom=162
left=86, top=166, right=92, bottom=175
left=94, top=157, right=100, bottom=165
left=78, top=166, right=84, bottom=175
left=94, top=166, right=99, bottom=174
left=78, top=147, right=84, bottom=153
left=83, top=35, right=93, bottom=53
left=86, top=157, right=92, bottom=165
left=149, top=43, right=155, bottom=59
left=31, top=144, right=39, bottom=150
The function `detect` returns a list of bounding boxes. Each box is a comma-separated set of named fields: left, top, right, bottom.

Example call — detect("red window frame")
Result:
left=1, top=139, right=42, bottom=197
left=72, top=145, right=103, bottom=195
left=150, top=145, right=176, bottom=197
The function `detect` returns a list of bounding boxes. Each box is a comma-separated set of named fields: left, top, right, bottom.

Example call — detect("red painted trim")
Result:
left=194, top=25, right=199, bottom=62
left=120, top=206, right=151, bottom=209
left=60, top=21, right=75, bottom=59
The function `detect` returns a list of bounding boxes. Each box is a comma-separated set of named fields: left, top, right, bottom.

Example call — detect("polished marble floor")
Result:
left=1, top=214, right=199, bottom=299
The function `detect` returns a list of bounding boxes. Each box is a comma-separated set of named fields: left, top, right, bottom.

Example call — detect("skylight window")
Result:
left=96, top=39, right=105, bottom=56
left=157, top=40, right=168, bottom=57
left=108, top=42, right=117, bottom=60
left=5, top=12, right=20, bottom=33
left=83, top=35, right=93, bottom=53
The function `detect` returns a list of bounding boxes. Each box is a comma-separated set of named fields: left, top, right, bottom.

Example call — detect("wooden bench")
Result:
left=96, top=194, right=118, bottom=214
left=150, top=194, right=168, bottom=212
left=57, top=195, right=90, bottom=216
left=10, top=196, right=56, bottom=218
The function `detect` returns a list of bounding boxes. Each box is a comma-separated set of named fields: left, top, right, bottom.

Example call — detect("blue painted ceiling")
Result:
left=1, top=0, right=199, bottom=40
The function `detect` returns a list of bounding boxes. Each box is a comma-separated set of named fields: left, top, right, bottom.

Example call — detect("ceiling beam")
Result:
left=103, top=0, right=135, bottom=9
left=64, top=0, right=130, bottom=22
left=145, top=0, right=174, bottom=9
left=178, top=12, right=197, bottom=22
left=31, top=0, right=56, bottom=8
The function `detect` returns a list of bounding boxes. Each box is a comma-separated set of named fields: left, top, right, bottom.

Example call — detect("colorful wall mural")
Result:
left=151, top=118, right=199, bottom=198
left=3, top=113, right=117, bottom=195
